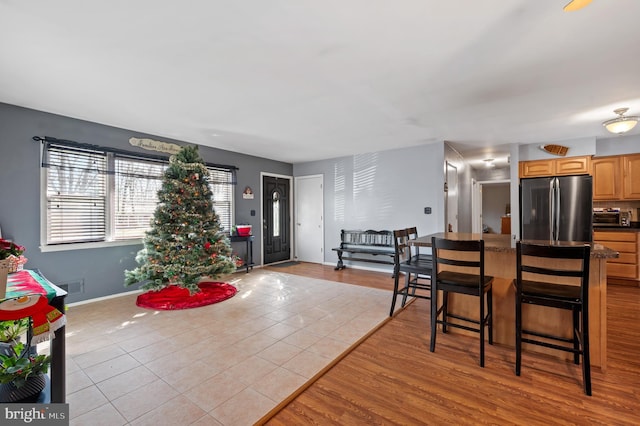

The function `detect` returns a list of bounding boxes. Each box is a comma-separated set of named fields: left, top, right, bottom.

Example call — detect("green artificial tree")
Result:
left=125, top=145, right=237, bottom=294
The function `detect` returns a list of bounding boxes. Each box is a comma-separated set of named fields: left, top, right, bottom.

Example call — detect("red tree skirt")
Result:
left=136, top=282, right=237, bottom=310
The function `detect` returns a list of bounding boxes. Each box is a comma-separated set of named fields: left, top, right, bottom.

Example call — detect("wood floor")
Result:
left=262, top=262, right=640, bottom=425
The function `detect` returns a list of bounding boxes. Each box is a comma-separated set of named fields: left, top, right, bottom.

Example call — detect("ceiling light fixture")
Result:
left=602, top=108, right=639, bottom=134
left=563, top=0, right=592, bottom=12
left=483, top=158, right=495, bottom=168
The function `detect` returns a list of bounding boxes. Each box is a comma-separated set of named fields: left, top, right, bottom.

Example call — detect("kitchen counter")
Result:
left=593, top=227, right=640, bottom=232
left=411, top=232, right=611, bottom=370
left=412, top=233, right=618, bottom=259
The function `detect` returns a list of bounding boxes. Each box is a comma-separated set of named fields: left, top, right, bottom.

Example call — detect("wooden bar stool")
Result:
left=513, top=241, right=592, bottom=396
left=430, top=237, right=493, bottom=367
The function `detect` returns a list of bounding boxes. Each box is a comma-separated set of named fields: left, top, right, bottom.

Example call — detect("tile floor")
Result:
left=61, top=270, right=391, bottom=425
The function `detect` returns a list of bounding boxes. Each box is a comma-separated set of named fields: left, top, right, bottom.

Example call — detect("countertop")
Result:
left=593, top=227, right=640, bottom=232
left=412, top=233, right=618, bottom=259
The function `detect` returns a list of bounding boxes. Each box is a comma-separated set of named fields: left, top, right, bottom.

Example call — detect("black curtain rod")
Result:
left=32, top=136, right=239, bottom=171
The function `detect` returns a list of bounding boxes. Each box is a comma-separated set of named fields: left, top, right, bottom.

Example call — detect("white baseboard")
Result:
left=66, top=289, right=142, bottom=307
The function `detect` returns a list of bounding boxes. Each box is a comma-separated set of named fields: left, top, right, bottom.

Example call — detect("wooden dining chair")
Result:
left=514, top=241, right=592, bottom=395
left=430, top=237, right=494, bottom=367
left=389, top=229, right=432, bottom=316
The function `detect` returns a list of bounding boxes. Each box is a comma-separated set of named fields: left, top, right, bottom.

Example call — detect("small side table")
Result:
left=230, top=235, right=255, bottom=273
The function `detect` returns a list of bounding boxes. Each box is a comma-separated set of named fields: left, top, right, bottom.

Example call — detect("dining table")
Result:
left=409, top=232, right=618, bottom=371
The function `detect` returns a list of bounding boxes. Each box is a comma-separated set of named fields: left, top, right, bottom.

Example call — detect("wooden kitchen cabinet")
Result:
left=555, top=156, right=591, bottom=175
left=594, top=231, right=640, bottom=281
left=519, top=155, right=591, bottom=178
left=592, top=156, right=622, bottom=200
left=623, top=154, right=640, bottom=200
left=520, top=159, right=554, bottom=178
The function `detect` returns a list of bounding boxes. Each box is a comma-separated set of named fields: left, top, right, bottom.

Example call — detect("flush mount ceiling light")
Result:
left=483, top=158, right=495, bottom=168
left=603, top=108, right=639, bottom=134
left=563, top=0, right=593, bottom=12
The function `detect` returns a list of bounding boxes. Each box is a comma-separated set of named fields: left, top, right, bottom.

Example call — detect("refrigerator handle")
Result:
left=555, top=177, right=561, bottom=242
left=549, top=178, right=555, bottom=241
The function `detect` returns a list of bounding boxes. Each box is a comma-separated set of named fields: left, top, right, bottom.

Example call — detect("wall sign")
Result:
left=129, top=137, right=183, bottom=155
left=242, top=186, right=254, bottom=199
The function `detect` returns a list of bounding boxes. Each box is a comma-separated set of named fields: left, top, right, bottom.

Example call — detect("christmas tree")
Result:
left=125, top=145, right=237, bottom=294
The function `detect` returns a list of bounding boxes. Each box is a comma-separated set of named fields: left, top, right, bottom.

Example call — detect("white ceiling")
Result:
left=2, top=1, right=640, bottom=167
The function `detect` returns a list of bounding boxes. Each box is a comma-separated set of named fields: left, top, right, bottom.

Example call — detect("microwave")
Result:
left=593, top=210, right=631, bottom=227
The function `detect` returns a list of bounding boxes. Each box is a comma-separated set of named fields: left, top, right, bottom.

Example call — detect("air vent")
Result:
left=58, top=279, right=84, bottom=294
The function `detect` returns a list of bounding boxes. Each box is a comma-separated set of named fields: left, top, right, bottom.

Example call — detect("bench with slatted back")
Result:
left=332, top=229, right=395, bottom=270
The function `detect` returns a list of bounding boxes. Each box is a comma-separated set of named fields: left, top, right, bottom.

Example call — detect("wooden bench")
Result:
left=332, top=229, right=395, bottom=270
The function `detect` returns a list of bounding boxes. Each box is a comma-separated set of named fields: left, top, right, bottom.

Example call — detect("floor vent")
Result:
left=58, top=279, right=84, bottom=294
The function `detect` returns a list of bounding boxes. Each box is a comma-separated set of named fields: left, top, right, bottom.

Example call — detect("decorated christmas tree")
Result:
left=125, top=145, right=237, bottom=294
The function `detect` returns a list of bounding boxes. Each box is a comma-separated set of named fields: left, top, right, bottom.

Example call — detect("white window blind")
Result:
left=114, top=156, right=167, bottom=240
left=208, top=167, right=234, bottom=233
left=45, top=145, right=107, bottom=244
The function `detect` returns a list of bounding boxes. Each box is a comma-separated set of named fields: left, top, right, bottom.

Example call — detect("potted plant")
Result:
left=0, top=238, right=26, bottom=272
left=0, top=238, right=26, bottom=299
left=0, top=341, right=50, bottom=402
left=0, top=319, right=29, bottom=356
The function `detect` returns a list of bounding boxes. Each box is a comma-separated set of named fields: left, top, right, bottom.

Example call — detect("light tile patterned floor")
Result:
left=63, top=270, right=391, bottom=425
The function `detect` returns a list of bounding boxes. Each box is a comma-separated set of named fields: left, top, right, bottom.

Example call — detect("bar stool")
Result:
left=389, top=229, right=432, bottom=316
left=514, top=241, right=592, bottom=395
left=430, top=237, right=493, bottom=367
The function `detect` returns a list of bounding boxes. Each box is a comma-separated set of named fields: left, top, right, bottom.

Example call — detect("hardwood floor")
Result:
left=262, top=263, right=640, bottom=425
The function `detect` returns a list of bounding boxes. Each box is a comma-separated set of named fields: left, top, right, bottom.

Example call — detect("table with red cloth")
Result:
left=0, top=269, right=67, bottom=403
left=1, top=270, right=66, bottom=344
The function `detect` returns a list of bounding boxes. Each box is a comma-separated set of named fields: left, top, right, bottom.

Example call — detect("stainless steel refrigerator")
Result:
left=520, top=175, right=593, bottom=242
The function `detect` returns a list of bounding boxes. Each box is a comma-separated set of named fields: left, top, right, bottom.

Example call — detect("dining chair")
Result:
left=430, top=237, right=493, bottom=367
left=389, top=229, right=432, bottom=316
left=514, top=241, right=592, bottom=395
left=406, top=226, right=432, bottom=263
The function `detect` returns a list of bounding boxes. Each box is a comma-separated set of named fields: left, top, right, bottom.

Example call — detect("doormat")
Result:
left=268, top=261, right=300, bottom=268
left=136, top=282, right=237, bottom=310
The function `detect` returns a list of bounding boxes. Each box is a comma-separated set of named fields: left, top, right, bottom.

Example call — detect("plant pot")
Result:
left=0, top=373, right=46, bottom=403
left=236, top=225, right=252, bottom=236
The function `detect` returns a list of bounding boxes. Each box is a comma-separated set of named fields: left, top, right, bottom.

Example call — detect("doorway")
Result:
left=471, top=179, right=511, bottom=234
left=294, top=174, right=324, bottom=264
left=445, top=162, right=458, bottom=232
left=262, top=174, right=292, bottom=264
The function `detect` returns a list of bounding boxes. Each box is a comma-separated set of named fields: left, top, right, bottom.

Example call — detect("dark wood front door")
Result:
left=263, top=175, right=291, bottom=264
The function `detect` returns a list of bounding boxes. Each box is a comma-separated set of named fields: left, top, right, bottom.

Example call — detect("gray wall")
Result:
left=293, top=143, right=445, bottom=271
left=0, top=103, right=292, bottom=302
left=596, top=134, right=640, bottom=156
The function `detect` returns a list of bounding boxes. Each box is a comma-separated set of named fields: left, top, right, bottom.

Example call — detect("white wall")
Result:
left=293, top=142, right=445, bottom=269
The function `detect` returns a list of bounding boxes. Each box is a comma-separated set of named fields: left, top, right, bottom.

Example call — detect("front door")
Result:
left=263, top=175, right=291, bottom=264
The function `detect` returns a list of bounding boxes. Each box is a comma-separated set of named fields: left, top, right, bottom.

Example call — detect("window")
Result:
left=113, top=155, right=166, bottom=240
left=208, top=167, right=234, bottom=234
left=45, top=145, right=107, bottom=244
left=42, top=141, right=235, bottom=247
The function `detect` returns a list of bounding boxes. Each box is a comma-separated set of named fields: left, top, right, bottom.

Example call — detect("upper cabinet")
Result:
left=519, top=159, right=554, bottom=177
left=593, top=156, right=621, bottom=200
left=555, top=156, right=591, bottom=176
left=519, top=155, right=591, bottom=178
left=592, top=154, right=640, bottom=200
left=623, top=154, right=640, bottom=200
